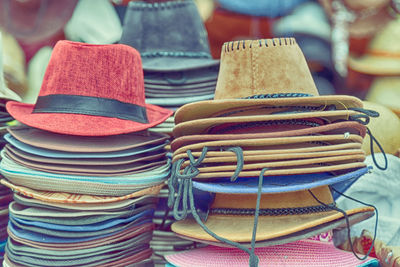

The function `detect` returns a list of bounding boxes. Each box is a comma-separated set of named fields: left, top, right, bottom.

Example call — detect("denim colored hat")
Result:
left=6, top=40, right=173, bottom=136
left=119, top=0, right=218, bottom=72
left=217, top=0, right=310, bottom=18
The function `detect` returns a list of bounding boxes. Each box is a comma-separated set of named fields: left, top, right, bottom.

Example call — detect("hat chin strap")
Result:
left=168, top=146, right=264, bottom=267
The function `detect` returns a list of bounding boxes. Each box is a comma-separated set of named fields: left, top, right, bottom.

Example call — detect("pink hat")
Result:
left=165, top=232, right=378, bottom=267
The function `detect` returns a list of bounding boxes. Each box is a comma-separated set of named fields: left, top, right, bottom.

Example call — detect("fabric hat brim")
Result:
left=4, top=134, right=168, bottom=159
left=174, top=95, right=363, bottom=124
left=348, top=54, right=400, bottom=75
left=7, top=125, right=169, bottom=153
left=5, top=145, right=167, bottom=166
left=171, top=121, right=366, bottom=150
left=192, top=167, right=369, bottom=194
left=142, top=58, right=219, bottom=72
left=173, top=110, right=363, bottom=137
left=165, top=241, right=378, bottom=267
left=171, top=207, right=374, bottom=243
left=6, top=101, right=173, bottom=136
left=1, top=179, right=163, bottom=204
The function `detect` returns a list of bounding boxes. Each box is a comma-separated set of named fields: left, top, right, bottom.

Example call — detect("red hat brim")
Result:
left=6, top=101, right=173, bottom=136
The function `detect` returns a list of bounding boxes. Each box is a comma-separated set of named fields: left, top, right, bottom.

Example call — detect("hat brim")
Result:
left=348, top=55, right=400, bottom=75
left=165, top=240, right=378, bottom=267
left=142, top=58, right=219, bottom=72
left=192, top=167, right=369, bottom=194
left=8, top=125, right=169, bottom=153
left=171, top=207, right=374, bottom=244
left=5, top=145, right=167, bottom=166
left=171, top=121, right=366, bottom=150
left=1, top=179, right=163, bottom=204
left=173, top=110, right=362, bottom=137
left=174, top=95, right=363, bottom=124
left=6, top=101, right=173, bottom=136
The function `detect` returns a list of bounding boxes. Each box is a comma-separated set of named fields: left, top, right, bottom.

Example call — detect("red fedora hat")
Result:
left=6, top=41, right=173, bottom=136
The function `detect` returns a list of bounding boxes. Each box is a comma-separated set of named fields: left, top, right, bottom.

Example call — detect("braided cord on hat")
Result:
left=348, top=107, right=388, bottom=170
left=168, top=146, right=264, bottom=266
left=308, top=188, right=378, bottom=261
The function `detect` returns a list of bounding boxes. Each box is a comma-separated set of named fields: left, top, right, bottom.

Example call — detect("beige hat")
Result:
left=361, top=101, right=400, bottom=155
left=366, top=77, right=400, bottom=117
left=348, top=19, right=400, bottom=75
left=174, top=38, right=363, bottom=126
left=0, top=32, right=21, bottom=102
left=0, top=29, right=26, bottom=99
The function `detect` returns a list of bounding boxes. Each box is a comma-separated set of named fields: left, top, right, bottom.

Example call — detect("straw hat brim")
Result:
left=173, top=110, right=362, bottom=137
left=165, top=240, right=378, bottom=267
left=174, top=95, right=363, bottom=124
left=348, top=55, right=400, bottom=75
left=171, top=207, right=374, bottom=243
left=0, top=179, right=163, bottom=204
left=6, top=101, right=173, bottom=136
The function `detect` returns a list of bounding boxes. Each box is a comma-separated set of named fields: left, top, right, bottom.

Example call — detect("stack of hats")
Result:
left=166, top=38, right=380, bottom=266
left=0, top=40, right=173, bottom=266
left=273, top=1, right=336, bottom=95
left=119, top=0, right=219, bottom=135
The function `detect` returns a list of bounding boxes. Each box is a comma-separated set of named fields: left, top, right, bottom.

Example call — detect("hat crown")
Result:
left=120, top=0, right=212, bottom=58
left=39, top=41, right=145, bottom=106
left=211, top=186, right=333, bottom=210
left=214, top=38, right=319, bottom=100
left=367, top=19, right=400, bottom=53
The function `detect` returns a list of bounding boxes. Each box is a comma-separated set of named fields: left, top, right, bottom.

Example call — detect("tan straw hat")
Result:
left=172, top=186, right=374, bottom=244
left=348, top=18, right=400, bottom=75
left=361, top=101, right=400, bottom=155
left=366, top=77, right=400, bottom=117
left=174, top=38, right=363, bottom=125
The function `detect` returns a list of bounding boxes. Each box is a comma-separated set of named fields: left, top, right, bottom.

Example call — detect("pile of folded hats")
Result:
left=166, top=38, right=382, bottom=266
left=0, top=40, right=173, bottom=266
left=119, top=0, right=219, bottom=135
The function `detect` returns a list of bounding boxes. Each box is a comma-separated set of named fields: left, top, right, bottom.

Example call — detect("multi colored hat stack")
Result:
left=166, top=38, right=381, bottom=266
left=119, top=0, right=219, bottom=135
left=0, top=40, right=173, bottom=266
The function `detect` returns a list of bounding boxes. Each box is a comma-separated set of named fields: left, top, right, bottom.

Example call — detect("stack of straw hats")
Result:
left=119, top=0, right=219, bottom=135
left=0, top=40, right=173, bottom=266
left=166, top=38, right=381, bottom=266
